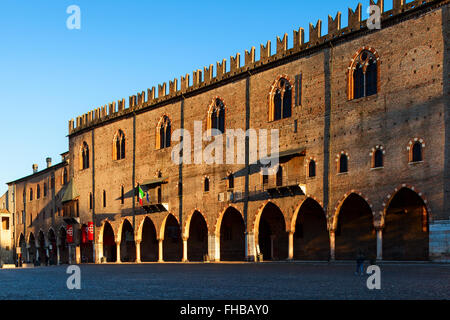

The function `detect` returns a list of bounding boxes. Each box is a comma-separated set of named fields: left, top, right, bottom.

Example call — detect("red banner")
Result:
left=67, top=225, right=73, bottom=243
left=88, top=222, right=94, bottom=241
left=81, top=225, right=87, bottom=244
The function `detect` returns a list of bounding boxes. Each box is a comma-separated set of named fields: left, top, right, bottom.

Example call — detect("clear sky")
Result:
left=0, top=0, right=390, bottom=195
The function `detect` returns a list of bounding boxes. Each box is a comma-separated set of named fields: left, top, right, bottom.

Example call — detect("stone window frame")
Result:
left=268, top=75, right=294, bottom=122
left=206, top=97, right=226, bottom=136
left=407, top=137, right=425, bottom=164
left=347, top=47, right=380, bottom=100
left=155, top=115, right=172, bottom=150
left=369, top=145, right=385, bottom=169
left=79, top=141, right=90, bottom=170
left=203, top=176, right=210, bottom=193
left=336, top=151, right=350, bottom=174
left=226, top=171, right=234, bottom=190
left=305, top=157, right=317, bottom=179
left=112, top=129, right=126, bottom=161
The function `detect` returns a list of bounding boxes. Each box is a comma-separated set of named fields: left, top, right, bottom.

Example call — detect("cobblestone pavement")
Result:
left=0, top=262, right=449, bottom=300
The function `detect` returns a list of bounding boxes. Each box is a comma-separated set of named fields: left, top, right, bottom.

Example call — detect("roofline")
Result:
left=6, top=161, right=68, bottom=185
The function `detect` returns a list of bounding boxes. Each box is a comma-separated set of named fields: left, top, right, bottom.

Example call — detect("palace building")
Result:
left=6, top=0, right=450, bottom=264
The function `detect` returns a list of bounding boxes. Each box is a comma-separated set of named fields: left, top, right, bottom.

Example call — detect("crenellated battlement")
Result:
left=68, top=0, right=444, bottom=136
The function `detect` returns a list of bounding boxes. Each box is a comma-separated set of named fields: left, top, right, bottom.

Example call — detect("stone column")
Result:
left=135, top=240, right=141, bottom=263
left=182, top=238, right=188, bottom=262
left=329, top=230, right=336, bottom=261
left=288, top=231, right=294, bottom=260
left=116, top=242, right=121, bottom=263
left=158, top=239, right=164, bottom=262
left=208, top=234, right=220, bottom=262
left=247, top=232, right=256, bottom=262
left=96, top=242, right=103, bottom=263
left=56, top=246, right=60, bottom=265
left=75, top=246, right=81, bottom=264
left=376, top=227, right=383, bottom=261
left=36, top=245, right=40, bottom=262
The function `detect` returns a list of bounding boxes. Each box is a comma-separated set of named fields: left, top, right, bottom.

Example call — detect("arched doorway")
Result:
left=294, top=198, right=330, bottom=260
left=120, top=220, right=136, bottom=262
left=163, top=215, right=182, bottom=261
left=38, top=231, right=47, bottom=265
left=141, top=217, right=158, bottom=262
left=257, top=202, right=288, bottom=261
left=187, top=211, right=208, bottom=261
left=48, top=230, right=57, bottom=265
left=18, top=234, right=26, bottom=264
left=383, top=188, right=429, bottom=260
left=335, top=194, right=376, bottom=260
left=103, top=222, right=116, bottom=262
left=28, top=233, right=36, bottom=263
left=80, top=224, right=94, bottom=263
left=59, top=228, right=69, bottom=264
left=219, top=207, right=245, bottom=261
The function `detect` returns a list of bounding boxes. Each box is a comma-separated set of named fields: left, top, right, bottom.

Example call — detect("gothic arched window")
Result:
left=156, top=116, right=172, bottom=149
left=208, top=99, right=225, bottom=135
left=80, top=142, right=90, bottom=170
left=269, top=78, right=292, bottom=121
left=113, top=130, right=126, bottom=160
left=349, top=50, right=378, bottom=100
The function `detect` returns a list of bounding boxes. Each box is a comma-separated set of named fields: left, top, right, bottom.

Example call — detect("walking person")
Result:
left=355, top=248, right=365, bottom=275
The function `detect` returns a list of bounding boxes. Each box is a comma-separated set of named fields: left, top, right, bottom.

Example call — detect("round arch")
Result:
left=183, top=209, right=210, bottom=240
left=186, top=210, right=209, bottom=261
left=139, top=216, right=159, bottom=262
left=58, top=227, right=69, bottom=265
left=383, top=187, right=429, bottom=260
left=102, top=220, right=117, bottom=262
left=334, top=192, right=376, bottom=260
left=47, top=229, right=57, bottom=265
left=216, top=206, right=245, bottom=261
left=254, top=201, right=289, bottom=261
left=291, top=197, right=330, bottom=260
left=160, top=213, right=182, bottom=261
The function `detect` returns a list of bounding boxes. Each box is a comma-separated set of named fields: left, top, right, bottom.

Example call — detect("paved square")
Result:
left=0, top=262, right=449, bottom=300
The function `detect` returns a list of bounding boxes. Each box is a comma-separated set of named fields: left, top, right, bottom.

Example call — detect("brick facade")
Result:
left=7, top=0, right=450, bottom=263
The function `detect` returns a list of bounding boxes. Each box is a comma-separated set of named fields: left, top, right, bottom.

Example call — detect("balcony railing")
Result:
left=230, top=178, right=306, bottom=203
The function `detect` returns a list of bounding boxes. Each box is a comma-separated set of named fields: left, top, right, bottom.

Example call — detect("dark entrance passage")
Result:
left=384, top=188, right=429, bottom=260
left=80, top=224, right=94, bottom=263
left=103, top=222, right=116, bottom=262
left=294, top=199, right=330, bottom=260
left=163, top=215, right=182, bottom=261
left=335, top=194, right=376, bottom=260
left=18, top=234, right=26, bottom=265
left=38, top=231, right=47, bottom=265
left=120, top=220, right=136, bottom=262
left=59, top=228, right=69, bottom=264
left=258, top=203, right=288, bottom=261
left=48, top=230, right=57, bottom=265
left=28, top=233, right=36, bottom=263
left=220, top=207, right=245, bottom=261
left=187, top=211, right=208, bottom=261
left=141, top=217, right=158, bottom=262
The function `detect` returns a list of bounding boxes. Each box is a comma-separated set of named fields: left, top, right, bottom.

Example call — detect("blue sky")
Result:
left=0, top=0, right=390, bottom=194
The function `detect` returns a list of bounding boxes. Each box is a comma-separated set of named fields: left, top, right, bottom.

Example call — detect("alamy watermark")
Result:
left=171, top=121, right=280, bottom=175
left=367, top=5, right=381, bottom=30
left=366, top=265, right=381, bottom=290
left=66, top=5, right=81, bottom=30
left=66, top=265, right=81, bottom=290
